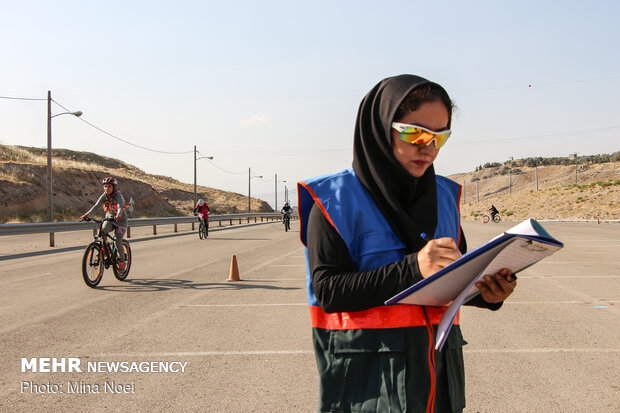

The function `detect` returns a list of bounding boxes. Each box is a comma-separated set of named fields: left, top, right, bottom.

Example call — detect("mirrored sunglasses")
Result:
left=391, top=122, right=451, bottom=149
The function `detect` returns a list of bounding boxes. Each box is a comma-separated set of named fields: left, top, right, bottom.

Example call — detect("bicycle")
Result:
left=198, top=217, right=209, bottom=239
left=282, top=212, right=291, bottom=232
left=80, top=217, right=132, bottom=287
left=483, top=213, right=501, bottom=223
left=195, top=213, right=209, bottom=239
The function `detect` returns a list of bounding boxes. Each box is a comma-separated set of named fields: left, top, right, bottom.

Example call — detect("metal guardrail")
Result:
left=537, top=218, right=620, bottom=223
left=0, top=213, right=297, bottom=246
left=1, top=214, right=614, bottom=237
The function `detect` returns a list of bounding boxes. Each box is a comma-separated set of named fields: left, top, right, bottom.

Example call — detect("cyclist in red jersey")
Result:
left=193, top=199, right=211, bottom=235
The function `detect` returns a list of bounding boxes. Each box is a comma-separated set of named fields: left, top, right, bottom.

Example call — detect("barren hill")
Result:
left=2, top=145, right=619, bottom=224
left=0, top=145, right=273, bottom=223
left=448, top=159, right=620, bottom=221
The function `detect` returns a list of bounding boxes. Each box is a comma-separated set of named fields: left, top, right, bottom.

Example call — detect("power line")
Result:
left=2, top=94, right=253, bottom=174
left=52, top=99, right=193, bottom=155
left=196, top=149, right=246, bottom=175
left=198, top=154, right=246, bottom=175
left=0, top=95, right=47, bottom=101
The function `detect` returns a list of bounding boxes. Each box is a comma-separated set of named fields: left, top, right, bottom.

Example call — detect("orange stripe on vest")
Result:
left=309, top=305, right=459, bottom=330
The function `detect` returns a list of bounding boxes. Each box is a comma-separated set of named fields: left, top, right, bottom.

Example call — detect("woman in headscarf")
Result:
left=298, top=74, right=517, bottom=412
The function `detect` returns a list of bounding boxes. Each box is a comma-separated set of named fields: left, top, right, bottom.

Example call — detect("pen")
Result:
left=504, top=272, right=518, bottom=282
left=420, top=232, right=433, bottom=243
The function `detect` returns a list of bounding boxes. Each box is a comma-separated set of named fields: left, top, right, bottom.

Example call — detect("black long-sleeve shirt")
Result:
left=306, top=203, right=500, bottom=313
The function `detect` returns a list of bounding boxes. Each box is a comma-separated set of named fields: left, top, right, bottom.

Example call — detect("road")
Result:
left=1, top=220, right=619, bottom=412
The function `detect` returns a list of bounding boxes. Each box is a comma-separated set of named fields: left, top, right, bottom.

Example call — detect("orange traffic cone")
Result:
left=228, top=255, right=240, bottom=282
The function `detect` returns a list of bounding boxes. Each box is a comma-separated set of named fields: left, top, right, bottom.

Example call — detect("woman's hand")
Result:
left=475, top=268, right=517, bottom=303
left=417, top=237, right=462, bottom=278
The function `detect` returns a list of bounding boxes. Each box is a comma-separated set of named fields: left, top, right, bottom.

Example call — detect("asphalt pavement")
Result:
left=1, top=220, right=619, bottom=412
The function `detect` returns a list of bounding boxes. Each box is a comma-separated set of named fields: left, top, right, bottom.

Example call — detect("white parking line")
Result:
left=0, top=272, right=52, bottom=285
left=268, top=264, right=307, bottom=267
left=98, top=350, right=314, bottom=357
left=250, top=278, right=305, bottom=281
left=536, top=261, right=620, bottom=264
left=182, top=303, right=306, bottom=307
left=560, top=239, right=620, bottom=242
left=182, top=301, right=620, bottom=307
left=514, top=275, right=620, bottom=278
left=558, top=252, right=619, bottom=255
left=95, top=348, right=620, bottom=358
left=465, top=348, right=620, bottom=354
left=504, top=300, right=620, bottom=304
left=547, top=275, right=620, bottom=278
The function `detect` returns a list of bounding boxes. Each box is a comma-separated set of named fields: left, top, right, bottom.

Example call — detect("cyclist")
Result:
left=80, top=177, right=128, bottom=269
left=280, top=202, right=293, bottom=227
left=280, top=202, right=293, bottom=217
left=193, top=199, right=211, bottom=236
left=489, top=204, right=499, bottom=221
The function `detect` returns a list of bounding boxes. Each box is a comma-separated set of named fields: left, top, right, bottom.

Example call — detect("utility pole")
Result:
left=574, top=153, right=578, bottom=183
left=248, top=167, right=251, bottom=213
left=275, top=173, right=277, bottom=212
left=463, top=179, right=466, bottom=204
left=193, top=147, right=213, bottom=208
left=248, top=168, right=263, bottom=214
left=46, top=91, right=82, bottom=247
left=47, top=91, right=53, bottom=246
left=508, top=157, right=513, bottom=195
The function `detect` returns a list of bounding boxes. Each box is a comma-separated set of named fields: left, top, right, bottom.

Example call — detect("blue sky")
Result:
left=1, top=1, right=619, bottom=207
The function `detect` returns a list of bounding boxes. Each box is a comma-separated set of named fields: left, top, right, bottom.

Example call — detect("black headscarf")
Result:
left=352, top=74, right=442, bottom=253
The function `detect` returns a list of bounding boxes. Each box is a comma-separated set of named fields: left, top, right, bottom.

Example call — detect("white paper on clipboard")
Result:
left=385, top=219, right=563, bottom=350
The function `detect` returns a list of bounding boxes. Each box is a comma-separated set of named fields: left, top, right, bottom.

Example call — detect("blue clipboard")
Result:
left=385, top=219, right=563, bottom=307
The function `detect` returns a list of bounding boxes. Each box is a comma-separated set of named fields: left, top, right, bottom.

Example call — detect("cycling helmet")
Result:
left=102, top=177, right=117, bottom=186
left=198, top=199, right=205, bottom=206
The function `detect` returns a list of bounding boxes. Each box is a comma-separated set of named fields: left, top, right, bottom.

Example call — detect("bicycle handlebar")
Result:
left=80, top=217, right=115, bottom=224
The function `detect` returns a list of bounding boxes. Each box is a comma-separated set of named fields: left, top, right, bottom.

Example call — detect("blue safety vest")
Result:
left=299, top=168, right=461, bottom=314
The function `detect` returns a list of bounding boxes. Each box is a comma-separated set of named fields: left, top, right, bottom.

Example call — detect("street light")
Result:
left=275, top=173, right=286, bottom=211
left=572, top=153, right=578, bottom=183
left=508, top=156, right=514, bottom=195
left=47, top=90, right=82, bottom=247
left=248, top=167, right=263, bottom=213
left=193, top=145, right=214, bottom=206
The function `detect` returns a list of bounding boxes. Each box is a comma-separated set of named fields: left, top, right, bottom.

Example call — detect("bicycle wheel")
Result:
left=113, top=240, right=132, bottom=281
left=82, top=242, right=104, bottom=288
left=285, top=218, right=290, bottom=232
left=493, top=215, right=501, bottom=223
left=482, top=215, right=490, bottom=223
left=203, top=220, right=209, bottom=238
left=199, top=221, right=205, bottom=239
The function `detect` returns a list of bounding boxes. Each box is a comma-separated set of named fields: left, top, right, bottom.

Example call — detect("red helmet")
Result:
left=102, top=177, right=117, bottom=186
